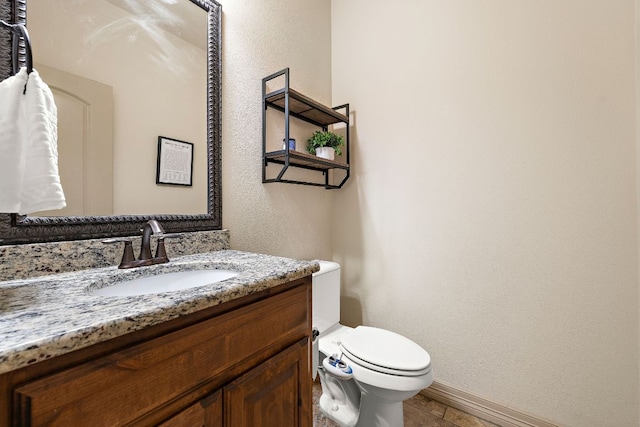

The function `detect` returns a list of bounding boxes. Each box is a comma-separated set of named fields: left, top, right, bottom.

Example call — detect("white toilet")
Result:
left=312, top=261, right=433, bottom=427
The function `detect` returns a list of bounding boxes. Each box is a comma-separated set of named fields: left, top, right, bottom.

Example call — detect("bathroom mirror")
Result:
left=0, top=0, right=221, bottom=244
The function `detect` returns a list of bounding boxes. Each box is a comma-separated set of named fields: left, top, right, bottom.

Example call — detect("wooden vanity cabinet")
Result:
left=2, top=278, right=312, bottom=427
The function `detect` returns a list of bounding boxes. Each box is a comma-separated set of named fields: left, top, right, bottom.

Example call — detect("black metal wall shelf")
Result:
left=262, top=68, right=350, bottom=189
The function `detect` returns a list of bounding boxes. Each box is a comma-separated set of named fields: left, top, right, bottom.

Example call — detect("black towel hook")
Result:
left=0, top=20, right=33, bottom=75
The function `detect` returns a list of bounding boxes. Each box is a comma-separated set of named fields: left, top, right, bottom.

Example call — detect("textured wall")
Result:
left=220, top=0, right=334, bottom=260
left=331, top=1, right=639, bottom=426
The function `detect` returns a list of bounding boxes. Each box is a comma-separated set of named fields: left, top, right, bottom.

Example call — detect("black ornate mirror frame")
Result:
left=0, top=0, right=222, bottom=245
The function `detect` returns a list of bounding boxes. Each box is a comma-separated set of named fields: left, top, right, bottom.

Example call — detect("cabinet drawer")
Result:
left=15, top=284, right=310, bottom=426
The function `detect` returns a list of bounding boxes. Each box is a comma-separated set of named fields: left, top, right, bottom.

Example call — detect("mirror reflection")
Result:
left=29, top=0, right=208, bottom=216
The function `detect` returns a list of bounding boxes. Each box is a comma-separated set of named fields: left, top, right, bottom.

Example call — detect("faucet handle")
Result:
left=158, top=233, right=182, bottom=240
left=154, top=233, right=181, bottom=261
left=102, top=238, right=135, bottom=269
left=102, top=237, right=132, bottom=243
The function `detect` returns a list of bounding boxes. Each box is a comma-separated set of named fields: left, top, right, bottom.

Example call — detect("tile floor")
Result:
left=313, top=381, right=499, bottom=427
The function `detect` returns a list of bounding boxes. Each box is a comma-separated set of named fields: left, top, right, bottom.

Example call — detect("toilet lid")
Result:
left=339, top=326, right=431, bottom=376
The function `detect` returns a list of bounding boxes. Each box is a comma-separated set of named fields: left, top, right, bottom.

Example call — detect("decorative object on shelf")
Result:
left=315, top=147, right=334, bottom=161
left=282, top=138, right=296, bottom=151
left=306, top=130, right=344, bottom=161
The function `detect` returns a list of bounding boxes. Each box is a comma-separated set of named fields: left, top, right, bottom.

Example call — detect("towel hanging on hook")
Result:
left=0, top=20, right=33, bottom=75
left=0, top=20, right=66, bottom=215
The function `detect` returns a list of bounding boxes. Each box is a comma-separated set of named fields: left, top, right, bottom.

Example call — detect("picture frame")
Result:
left=156, top=136, right=194, bottom=186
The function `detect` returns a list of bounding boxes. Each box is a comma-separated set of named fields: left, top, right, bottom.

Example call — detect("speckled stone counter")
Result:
left=0, top=250, right=319, bottom=375
left=0, top=230, right=230, bottom=281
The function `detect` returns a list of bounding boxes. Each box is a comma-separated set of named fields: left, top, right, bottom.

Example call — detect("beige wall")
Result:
left=637, top=0, right=640, bottom=418
left=220, top=0, right=334, bottom=260
left=331, top=1, right=638, bottom=426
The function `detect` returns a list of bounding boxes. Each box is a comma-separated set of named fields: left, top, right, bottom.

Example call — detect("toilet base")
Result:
left=319, top=393, right=359, bottom=427
left=355, top=392, right=404, bottom=427
left=318, top=366, right=360, bottom=427
left=319, top=389, right=406, bottom=427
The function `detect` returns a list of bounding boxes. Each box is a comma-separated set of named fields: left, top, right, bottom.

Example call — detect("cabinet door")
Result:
left=158, top=391, right=222, bottom=427
left=224, top=338, right=311, bottom=427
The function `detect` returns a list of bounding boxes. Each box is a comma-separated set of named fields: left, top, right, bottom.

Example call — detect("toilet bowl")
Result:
left=312, top=261, right=433, bottom=427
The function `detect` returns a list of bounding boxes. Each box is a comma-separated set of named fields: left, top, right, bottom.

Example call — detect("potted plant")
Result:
left=306, top=130, right=344, bottom=161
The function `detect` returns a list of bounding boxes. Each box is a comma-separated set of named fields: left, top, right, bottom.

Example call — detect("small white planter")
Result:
left=315, top=147, right=335, bottom=161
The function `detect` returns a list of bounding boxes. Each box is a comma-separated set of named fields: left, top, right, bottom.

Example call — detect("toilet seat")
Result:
left=339, top=326, right=431, bottom=377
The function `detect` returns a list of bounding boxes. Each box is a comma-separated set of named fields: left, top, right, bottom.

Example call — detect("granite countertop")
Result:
left=0, top=250, right=319, bottom=375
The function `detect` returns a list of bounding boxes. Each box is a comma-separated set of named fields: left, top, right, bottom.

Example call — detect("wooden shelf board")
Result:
left=264, top=89, right=349, bottom=126
left=265, top=150, right=349, bottom=171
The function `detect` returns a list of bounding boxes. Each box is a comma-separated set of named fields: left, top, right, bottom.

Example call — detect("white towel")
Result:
left=0, top=67, right=28, bottom=213
left=18, top=69, right=65, bottom=214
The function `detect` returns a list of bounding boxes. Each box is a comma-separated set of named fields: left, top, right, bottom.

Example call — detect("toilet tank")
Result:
left=312, top=260, right=341, bottom=334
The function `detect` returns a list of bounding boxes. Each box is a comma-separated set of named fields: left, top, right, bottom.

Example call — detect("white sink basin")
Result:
left=91, top=269, right=239, bottom=297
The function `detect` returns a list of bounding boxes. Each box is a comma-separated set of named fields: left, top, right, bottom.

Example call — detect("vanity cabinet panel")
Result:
left=224, top=338, right=311, bottom=427
left=10, top=281, right=311, bottom=427
left=158, top=390, right=222, bottom=427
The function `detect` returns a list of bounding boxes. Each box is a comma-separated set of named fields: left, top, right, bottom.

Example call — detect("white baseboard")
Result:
left=421, top=381, right=560, bottom=427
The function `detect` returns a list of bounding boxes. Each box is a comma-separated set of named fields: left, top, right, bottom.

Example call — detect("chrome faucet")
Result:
left=103, top=220, right=180, bottom=269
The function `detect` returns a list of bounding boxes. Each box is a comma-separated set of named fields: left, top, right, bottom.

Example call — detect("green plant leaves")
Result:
left=306, top=131, right=345, bottom=156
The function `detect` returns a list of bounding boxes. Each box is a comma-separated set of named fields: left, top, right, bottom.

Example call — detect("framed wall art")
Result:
left=156, top=136, right=194, bottom=186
